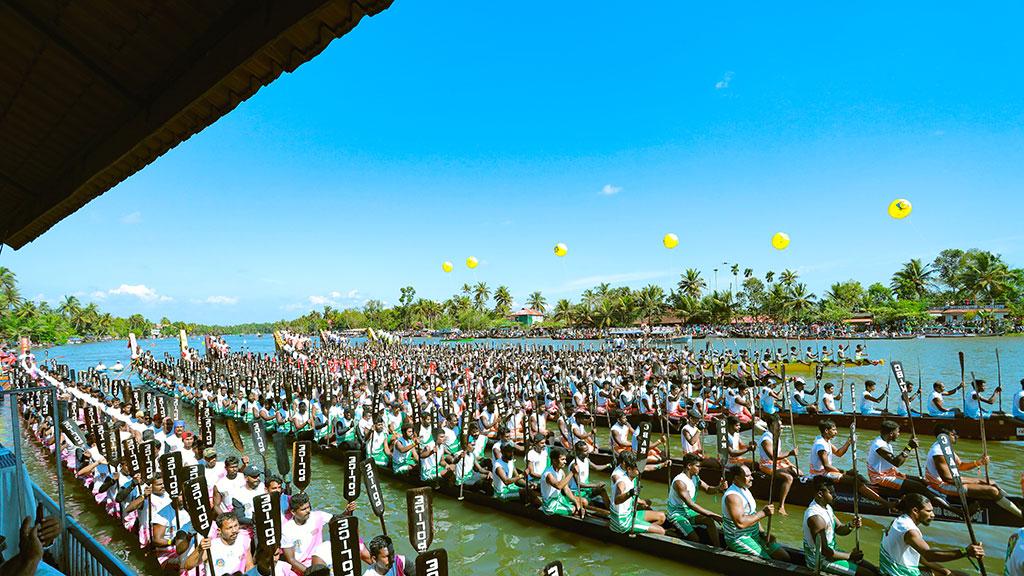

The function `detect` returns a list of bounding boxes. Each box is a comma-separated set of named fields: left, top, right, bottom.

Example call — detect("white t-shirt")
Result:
left=232, top=482, right=266, bottom=519
left=209, top=535, right=249, bottom=576
left=809, top=436, right=833, bottom=474
left=880, top=515, right=920, bottom=573
left=215, top=473, right=246, bottom=512
left=867, top=437, right=895, bottom=476
left=281, top=510, right=333, bottom=563
left=1006, top=527, right=1024, bottom=576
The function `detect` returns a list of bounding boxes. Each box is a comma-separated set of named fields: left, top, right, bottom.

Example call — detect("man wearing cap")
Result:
left=791, top=378, right=819, bottom=415
left=164, top=420, right=186, bottom=453
left=177, top=431, right=198, bottom=466
left=203, top=448, right=227, bottom=495
left=231, top=467, right=267, bottom=525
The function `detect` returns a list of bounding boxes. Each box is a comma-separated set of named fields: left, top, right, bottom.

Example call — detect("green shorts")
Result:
left=820, top=559, right=858, bottom=576
left=610, top=511, right=652, bottom=534
left=668, top=506, right=700, bottom=536
left=726, top=532, right=782, bottom=559
left=494, top=485, right=520, bottom=501
left=542, top=494, right=575, bottom=516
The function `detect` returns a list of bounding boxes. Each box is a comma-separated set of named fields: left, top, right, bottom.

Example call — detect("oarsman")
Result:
left=893, top=381, right=920, bottom=418
left=925, top=426, right=1022, bottom=518
left=866, top=421, right=929, bottom=498
left=609, top=410, right=634, bottom=455
left=858, top=380, right=887, bottom=416
left=202, top=448, right=227, bottom=495
left=756, top=414, right=799, bottom=515
left=965, top=378, right=1000, bottom=420
left=667, top=453, right=724, bottom=544
left=820, top=383, right=844, bottom=414
left=803, top=476, right=879, bottom=576
left=280, top=493, right=332, bottom=576
left=391, top=424, right=417, bottom=475
left=185, top=512, right=254, bottom=576
left=361, top=535, right=410, bottom=576
left=1013, top=379, right=1024, bottom=420
left=418, top=427, right=449, bottom=482
left=721, top=464, right=788, bottom=561
left=679, top=410, right=704, bottom=456
left=540, top=448, right=587, bottom=517
left=609, top=451, right=667, bottom=535
left=231, top=467, right=267, bottom=523
left=213, top=455, right=248, bottom=513
left=569, top=411, right=597, bottom=450
left=878, top=494, right=984, bottom=576
left=723, top=416, right=756, bottom=468
left=1006, top=526, right=1024, bottom=576
left=808, top=420, right=891, bottom=509
left=926, top=382, right=963, bottom=418
left=366, top=418, right=391, bottom=467
left=453, top=433, right=490, bottom=488
left=569, top=441, right=610, bottom=509
left=758, top=378, right=782, bottom=416
left=791, top=378, right=819, bottom=415
left=492, top=443, right=527, bottom=502
left=525, top=433, right=551, bottom=492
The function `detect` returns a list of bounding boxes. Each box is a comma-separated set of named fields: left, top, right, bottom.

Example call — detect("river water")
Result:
left=4, top=335, right=1022, bottom=575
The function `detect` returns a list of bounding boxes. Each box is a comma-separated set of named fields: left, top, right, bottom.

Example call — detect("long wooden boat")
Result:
left=710, top=360, right=885, bottom=374
left=787, top=411, right=1024, bottom=441
left=316, top=444, right=817, bottom=576
left=574, top=445, right=1024, bottom=528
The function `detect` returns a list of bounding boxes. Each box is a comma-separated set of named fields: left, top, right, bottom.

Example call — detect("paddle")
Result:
left=765, top=418, right=781, bottom=540
left=60, top=419, right=88, bottom=449
left=360, top=457, right=388, bottom=535
left=182, top=475, right=216, bottom=576
left=995, top=349, right=1004, bottom=414
left=292, top=440, right=312, bottom=493
left=849, top=419, right=860, bottom=550
left=226, top=418, right=245, bottom=453
left=814, top=363, right=823, bottom=407
left=272, top=430, right=291, bottom=481
left=342, top=451, right=361, bottom=503
left=159, top=451, right=184, bottom=534
left=969, top=371, right=990, bottom=484
left=936, top=433, right=987, bottom=576
left=891, top=361, right=923, bottom=476
left=406, top=487, right=434, bottom=556
left=959, top=351, right=966, bottom=413
left=328, top=514, right=361, bottom=576
left=716, top=417, right=729, bottom=468
left=253, top=492, right=282, bottom=553
left=250, top=420, right=271, bottom=483
left=415, top=549, right=449, bottom=576
left=543, top=560, right=565, bottom=576
left=627, top=419, right=651, bottom=538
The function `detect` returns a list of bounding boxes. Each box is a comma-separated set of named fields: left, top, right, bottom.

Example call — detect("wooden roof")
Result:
left=1, top=0, right=392, bottom=250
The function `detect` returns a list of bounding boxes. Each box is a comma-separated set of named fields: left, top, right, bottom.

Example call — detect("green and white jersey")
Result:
left=540, top=466, right=565, bottom=502
left=879, top=515, right=921, bottom=576
left=802, top=501, right=838, bottom=568
left=722, top=485, right=759, bottom=542
left=667, top=472, right=698, bottom=516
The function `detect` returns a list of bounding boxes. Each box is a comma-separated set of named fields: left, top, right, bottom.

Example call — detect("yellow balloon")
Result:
left=888, top=198, right=912, bottom=219
left=554, top=243, right=568, bottom=257
left=441, top=261, right=453, bottom=273
left=466, top=256, right=479, bottom=269
left=771, top=232, right=790, bottom=250
left=663, top=233, right=679, bottom=249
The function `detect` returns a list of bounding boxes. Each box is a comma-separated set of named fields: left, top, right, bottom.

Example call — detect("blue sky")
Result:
left=5, top=1, right=1024, bottom=324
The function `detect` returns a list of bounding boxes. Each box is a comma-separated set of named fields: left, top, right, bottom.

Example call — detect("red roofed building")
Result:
left=510, top=308, right=545, bottom=326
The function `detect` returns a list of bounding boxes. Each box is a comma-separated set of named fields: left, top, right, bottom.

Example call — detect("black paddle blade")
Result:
left=636, top=420, right=651, bottom=459
left=182, top=475, right=214, bottom=537
left=543, top=560, right=565, bottom=576
left=415, top=548, right=448, bottom=576
left=815, top=363, right=824, bottom=381
left=273, top=431, right=291, bottom=477
left=159, top=451, right=184, bottom=498
left=253, top=493, right=282, bottom=550
left=60, top=420, right=87, bottom=448
left=406, top=488, right=434, bottom=554
left=226, top=418, right=245, bottom=452
left=292, top=440, right=313, bottom=492
left=716, top=419, right=728, bottom=467
left=197, top=402, right=215, bottom=448
left=250, top=420, right=268, bottom=455
left=343, top=451, right=361, bottom=502
left=360, top=457, right=386, bottom=519
left=891, top=361, right=906, bottom=386
left=329, top=515, right=361, bottom=576
left=123, top=437, right=141, bottom=476
left=139, top=440, right=157, bottom=482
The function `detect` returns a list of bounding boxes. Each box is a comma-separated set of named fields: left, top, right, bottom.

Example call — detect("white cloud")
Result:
left=284, top=289, right=366, bottom=313
left=329, top=291, right=342, bottom=298
left=715, top=71, right=734, bottom=90
left=309, top=295, right=334, bottom=306
left=107, top=284, right=172, bottom=302
left=120, top=211, right=142, bottom=224
left=89, top=291, right=107, bottom=300
left=347, top=289, right=361, bottom=299
left=600, top=184, right=622, bottom=196
left=192, top=295, right=238, bottom=305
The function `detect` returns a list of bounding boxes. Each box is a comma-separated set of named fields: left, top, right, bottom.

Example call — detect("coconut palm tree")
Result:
left=765, top=270, right=775, bottom=285
left=493, top=286, right=513, bottom=316
left=527, top=291, right=547, bottom=313
left=890, top=259, right=934, bottom=300
left=961, top=252, right=1012, bottom=304
left=730, top=264, right=740, bottom=292
left=0, top=266, right=22, bottom=311
left=460, top=283, right=472, bottom=298
left=780, top=269, right=798, bottom=288
left=553, top=299, right=574, bottom=325
left=472, top=282, right=490, bottom=311
left=677, top=269, right=706, bottom=299
left=785, top=283, right=817, bottom=318
left=636, top=285, right=666, bottom=323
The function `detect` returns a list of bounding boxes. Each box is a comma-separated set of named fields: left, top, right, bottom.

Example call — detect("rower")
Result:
left=570, top=440, right=611, bottom=509
left=878, top=494, right=984, bottom=576
left=1015, top=378, right=1024, bottom=420
left=281, top=493, right=332, bottom=576
left=804, top=476, right=878, bottom=575
left=965, top=378, right=1000, bottom=420
left=724, top=416, right=755, bottom=467
left=866, top=421, right=930, bottom=498
left=926, top=382, right=963, bottom=418
left=893, top=381, right=920, bottom=417
left=759, top=378, right=782, bottom=416
left=679, top=410, right=704, bottom=457
left=526, top=433, right=551, bottom=490
left=609, top=451, right=667, bottom=535
left=791, top=378, right=819, bottom=414
left=667, top=453, right=725, bottom=544
left=808, top=419, right=891, bottom=509
left=925, top=425, right=1022, bottom=518
left=213, top=455, right=248, bottom=513
left=756, top=414, right=799, bottom=515
left=859, top=380, right=887, bottom=416
left=185, top=512, right=254, bottom=576
left=492, top=443, right=527, bottom=501
left=454, top=433, right=490, bottom=488
left=540, top=448, right=587, bottom=517
left=610, top=410, right=633, bottom=455
left=391, top=424, right=417, bottom=475
left=820, top=383, right=844, bottom=415
left=366, top=418, right=391, bottom=467
left=1007, top=526, right=1024, bottom=576
left=721, top=464, right=788, bottom=561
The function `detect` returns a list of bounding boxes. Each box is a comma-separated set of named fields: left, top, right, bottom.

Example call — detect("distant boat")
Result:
left=95, top=362, right=107, bottom=371
left=111, top=361, right=124, bottom=371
